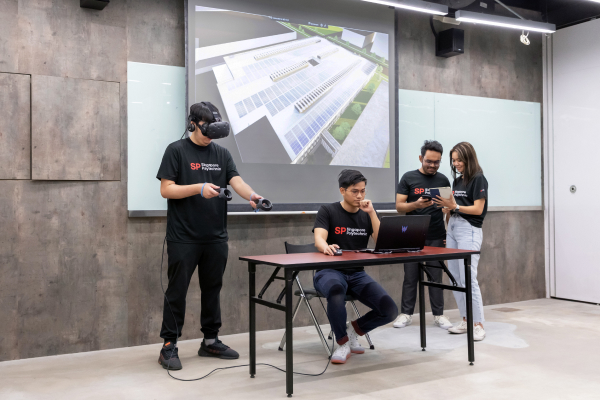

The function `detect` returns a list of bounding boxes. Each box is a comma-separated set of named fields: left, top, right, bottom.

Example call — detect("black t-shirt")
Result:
left=156, top=138, right=240, bottom=243
left=452, top=173, right=488, bottom=228
left=313, top=202, right=375, bottom=273
left=397, top=169, right=451, bottom=240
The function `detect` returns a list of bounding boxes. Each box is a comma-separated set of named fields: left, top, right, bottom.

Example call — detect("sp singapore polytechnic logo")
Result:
left=191, top=163, right=222, bottom=171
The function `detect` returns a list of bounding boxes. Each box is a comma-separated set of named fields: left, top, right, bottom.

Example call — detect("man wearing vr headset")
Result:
left=156, top=102, right=264, bottom=370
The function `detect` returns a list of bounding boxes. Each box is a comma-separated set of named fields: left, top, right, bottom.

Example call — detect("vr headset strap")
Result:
left=201, top=101, right=222, bottom=122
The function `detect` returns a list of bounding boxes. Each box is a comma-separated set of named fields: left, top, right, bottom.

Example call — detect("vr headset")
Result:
left=187, top=102, right=230, bottom=139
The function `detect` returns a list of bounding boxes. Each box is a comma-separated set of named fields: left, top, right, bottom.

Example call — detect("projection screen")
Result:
left=187, top=0, right=396, bottom=212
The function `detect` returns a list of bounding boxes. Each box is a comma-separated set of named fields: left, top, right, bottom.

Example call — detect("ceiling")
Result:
left=433, top=0, right=600, bottom=28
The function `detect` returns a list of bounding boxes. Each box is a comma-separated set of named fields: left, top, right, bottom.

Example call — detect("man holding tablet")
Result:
left=394, top=140, right=453, bottom=330
left=313, top=169, right=398, bottom=364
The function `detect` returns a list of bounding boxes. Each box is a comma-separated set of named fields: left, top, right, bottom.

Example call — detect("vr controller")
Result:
left=217, top=188, right=272, bottom=212
left=218, top=188, right=232, bottom=201
left=253, top=198, right=273, bottom=212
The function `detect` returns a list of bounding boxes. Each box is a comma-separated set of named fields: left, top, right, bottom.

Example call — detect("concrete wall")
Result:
left=0, top=1, right=545, bottom=362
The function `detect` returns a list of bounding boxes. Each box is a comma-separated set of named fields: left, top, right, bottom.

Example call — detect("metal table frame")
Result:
left=242, top=249, right=478, bottom=397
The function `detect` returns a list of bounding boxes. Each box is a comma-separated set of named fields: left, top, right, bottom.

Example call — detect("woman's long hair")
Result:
left=450, top=142, right=483, bottom=184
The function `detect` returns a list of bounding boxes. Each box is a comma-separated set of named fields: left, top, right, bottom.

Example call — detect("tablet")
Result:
left=430, top=187, right=452, bottom=200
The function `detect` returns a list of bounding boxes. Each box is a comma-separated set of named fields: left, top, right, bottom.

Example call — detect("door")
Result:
left=552, top=19, right=600, bottom=303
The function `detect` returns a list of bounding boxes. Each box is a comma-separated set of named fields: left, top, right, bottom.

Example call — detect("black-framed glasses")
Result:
left=423, top=159, right=441, bottom=166
left=347, top=189, right=366, bottom=197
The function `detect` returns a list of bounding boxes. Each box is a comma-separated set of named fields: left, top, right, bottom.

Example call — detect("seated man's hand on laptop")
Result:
left=323, top=244, right=340, bottom=256
left=360, top=199, right=375, bottom=214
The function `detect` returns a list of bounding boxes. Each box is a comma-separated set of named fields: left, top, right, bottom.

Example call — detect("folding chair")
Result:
left=277, top=242, right=375, bottom=357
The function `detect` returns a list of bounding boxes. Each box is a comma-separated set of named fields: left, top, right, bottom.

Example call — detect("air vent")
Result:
left=317, top=48, right=338, bottom=59
left=270, top=61, right=309, bottom=82
left=294, top=60, right=359, bottom=113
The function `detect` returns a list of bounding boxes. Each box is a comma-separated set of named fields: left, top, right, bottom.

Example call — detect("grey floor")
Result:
left=1, top=298, right=599, bottom=399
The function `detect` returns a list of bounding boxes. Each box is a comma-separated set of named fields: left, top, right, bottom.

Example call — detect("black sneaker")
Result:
left=198, top=339, right=239, bottom=359
left=158, top=341, right=182, bottom=370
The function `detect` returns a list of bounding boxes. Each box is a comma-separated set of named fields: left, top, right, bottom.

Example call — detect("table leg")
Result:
left=285, top=269, right=294, bottom=397
left=465, top=256, right=475, bottom=365
left=249, top=262, right=256, bottom=378
left=418, top=263, right=426, bottom=351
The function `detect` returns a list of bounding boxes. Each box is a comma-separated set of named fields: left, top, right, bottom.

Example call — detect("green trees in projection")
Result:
left=332, top=121, right=352, bottom=143
left=351, top=103, right=362, bottom=117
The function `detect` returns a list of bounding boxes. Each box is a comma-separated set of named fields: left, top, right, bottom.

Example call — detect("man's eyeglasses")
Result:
left=347, top=189, right=366, bottom=196
left=423, top=159, right=441, bottom=166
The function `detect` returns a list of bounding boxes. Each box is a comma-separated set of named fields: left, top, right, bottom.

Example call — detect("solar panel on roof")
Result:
left=272, top=98, right=285, bottom=111
left=266, top=102, right=278, bottom=117
left=251, top=94, right=263, bottom=108
left=258, top=91, right=269, bottom=104
left=235, top=101, right=247, bottom=118
left=265, top=87, right=276, bottom=101
left=243, top=98, right=255, bottom=113
left=272, top=85, right=283, bottom=97
left=280, top=95, right=291, bottom=108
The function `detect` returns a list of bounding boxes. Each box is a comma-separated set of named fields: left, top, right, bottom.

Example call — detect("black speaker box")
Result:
left=80, top=0, right=109, bottom=10
left=437, top=28, right=464, bottom=58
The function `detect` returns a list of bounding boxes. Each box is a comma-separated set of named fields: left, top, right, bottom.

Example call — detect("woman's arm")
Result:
left=433, top=196, right=486, bottom=216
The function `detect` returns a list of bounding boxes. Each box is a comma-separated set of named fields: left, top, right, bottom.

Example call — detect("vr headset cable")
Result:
left=160, top=236, right=335, bottom=382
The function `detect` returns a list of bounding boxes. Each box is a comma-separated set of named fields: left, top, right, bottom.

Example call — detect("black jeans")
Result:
left=400, top=238, right=445, bottom=316
left=314, top=269, right=398, bottom=345
left=160, top=241, right=228, bottom=342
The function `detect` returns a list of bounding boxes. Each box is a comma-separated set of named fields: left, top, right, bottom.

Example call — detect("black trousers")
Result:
left=400, top=238, right=445, bottom=316
left=160, top=241, right=228, bottom=342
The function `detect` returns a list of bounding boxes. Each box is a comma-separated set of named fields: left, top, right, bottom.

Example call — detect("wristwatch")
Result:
left=454, top=204, right=460, bottom=212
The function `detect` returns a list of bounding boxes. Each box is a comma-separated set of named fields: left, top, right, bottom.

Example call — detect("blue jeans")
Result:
left=314, top=269, right=398, bottom=345
left=446, top=214, right=485, bottom=323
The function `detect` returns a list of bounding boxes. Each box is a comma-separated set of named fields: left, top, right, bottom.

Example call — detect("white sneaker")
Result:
left=393, top=313, right=412, bottom=328
left=474, top=325, right=486, bottom=341
left=346, top=322, right=364, bottom=354
left=331, top=343, right=351, bottom=364
left=448, top=320, right=468, bottom=334
left=434, top=315, right=453, bottom=330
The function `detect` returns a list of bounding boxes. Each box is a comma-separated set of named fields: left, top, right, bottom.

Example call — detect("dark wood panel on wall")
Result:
left=15, top=0, right=127, bottom=82
left=0, top=179, right=128, bottom=361
left=0, top=1, right=18, bottom=73
left=31, top=75, right=121, bottom=181
left=0, top=73, right=30, bottom=179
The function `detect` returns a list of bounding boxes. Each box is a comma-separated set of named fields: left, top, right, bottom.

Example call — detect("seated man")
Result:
left=313, top=169, right=399, bottom=364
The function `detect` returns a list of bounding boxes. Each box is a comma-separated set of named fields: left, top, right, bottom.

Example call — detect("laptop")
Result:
left=359, top=215, right=431, bottom=254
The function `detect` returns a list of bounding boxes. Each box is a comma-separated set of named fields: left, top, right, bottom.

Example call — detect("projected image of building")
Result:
left=212, top=35, right=382, bottom=165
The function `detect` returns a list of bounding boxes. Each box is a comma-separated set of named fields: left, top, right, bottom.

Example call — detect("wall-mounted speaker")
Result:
left=80, top=0, right=109, bottom=10
left=436, top=28, right=464, bottom=58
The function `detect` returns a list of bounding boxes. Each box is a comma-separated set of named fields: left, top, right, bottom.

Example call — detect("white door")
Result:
left=552, top=19, right=600, bottom=303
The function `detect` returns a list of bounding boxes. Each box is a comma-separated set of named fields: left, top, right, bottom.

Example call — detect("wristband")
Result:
left=201, top=182, right=207, bottom=198
left=250, top=192, right=257, bottom=201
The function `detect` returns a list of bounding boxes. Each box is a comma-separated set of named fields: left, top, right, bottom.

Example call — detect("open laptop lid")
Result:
left=374, top=215, right=431, bottom=252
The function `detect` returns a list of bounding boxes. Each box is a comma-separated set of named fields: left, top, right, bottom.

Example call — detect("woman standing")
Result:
left=433, top=142, right=488, bottom=341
